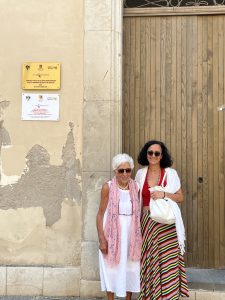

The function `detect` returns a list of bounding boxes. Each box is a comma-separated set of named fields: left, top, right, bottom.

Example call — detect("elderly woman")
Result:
left=135, top=140, right=189, bottom=300
left=96, top=153, right=142, bottom=300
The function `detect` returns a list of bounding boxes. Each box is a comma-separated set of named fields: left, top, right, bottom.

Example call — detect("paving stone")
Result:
left=187, top=268, right=225, bottom=291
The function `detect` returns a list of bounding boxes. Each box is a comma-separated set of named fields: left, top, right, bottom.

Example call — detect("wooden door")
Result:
left=123, top=12, right=225, bottom=268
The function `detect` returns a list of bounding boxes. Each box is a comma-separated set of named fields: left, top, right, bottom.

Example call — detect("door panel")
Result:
left=123, top=14, right=225, bottom=268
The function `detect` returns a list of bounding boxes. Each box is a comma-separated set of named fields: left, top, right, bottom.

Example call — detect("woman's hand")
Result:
left=151, top=188, right=184, bottom=203
left=96, top=183, right=109, bottom=254
left=99, top=238, right=108, bottom=254
left=151, top=190, right=164, bottom=200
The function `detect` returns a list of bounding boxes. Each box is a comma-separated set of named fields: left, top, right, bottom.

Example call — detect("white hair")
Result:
left=112, top=153, right=134, bottom=170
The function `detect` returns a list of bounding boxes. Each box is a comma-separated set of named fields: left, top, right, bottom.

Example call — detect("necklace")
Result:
left=117, top=183, right=129, bottom=190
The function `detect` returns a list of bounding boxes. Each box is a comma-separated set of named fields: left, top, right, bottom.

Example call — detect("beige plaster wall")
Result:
left=0, top=0, right=83, bottom=267
left=0, top=0, right=123, bottom=297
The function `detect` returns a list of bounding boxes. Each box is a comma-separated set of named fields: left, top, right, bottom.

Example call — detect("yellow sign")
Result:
left=22, top=62, right=60, bottom=90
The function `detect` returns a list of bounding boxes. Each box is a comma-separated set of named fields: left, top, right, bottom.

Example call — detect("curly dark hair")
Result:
left=137, top=140, right=173, bottom=168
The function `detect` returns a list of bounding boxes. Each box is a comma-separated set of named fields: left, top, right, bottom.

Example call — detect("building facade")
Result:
left=1, top=0, right=225, bottom=297
left=0, top=0, right=123, bottom=296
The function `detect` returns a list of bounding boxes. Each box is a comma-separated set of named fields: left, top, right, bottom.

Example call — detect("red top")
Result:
left=142, top=168, right=167, bottom=206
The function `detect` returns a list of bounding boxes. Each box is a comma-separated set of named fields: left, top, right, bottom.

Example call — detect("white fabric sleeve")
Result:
left=164, top=168, right=181, bottom=194
left=135, top=169, right=141, bottom=184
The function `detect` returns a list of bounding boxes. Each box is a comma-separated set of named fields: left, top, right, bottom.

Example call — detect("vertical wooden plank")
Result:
left=176, top=18, right=187, bottom=262
left=170, top=16, right=177, bottom=167
left=218, top=15, right=225, bottom=267
left=139, top=17, right=147, bottom=157
left=197, top=15, right=204, bottom=267
left=129, top=17, right=136, bottom=161
left=160, top=17, right=166, bottom=143
left=181, top=16, right=188, bottom=263
left=155, top=17, right=161, bottom=140
left=145, top=18, right=151, bottom=142
left=176, top=16, right=185, bottom=250
left=212, top=16, right=220, bottom=268
left=165, top=17, right=172, bottom=149
left=150, top=17, right=156, bottom=139
left=191, top=15, right=198, bottom=267
left=202, top=15, right=209, bottom=267
left=176, top=16, right=182, bottom=177
left=186, top=16, right=193, bottom=266
left=134, top=17, right=141, bottom=167
left=122, top=18, right=131, bottom=155
left=207, top=15, right=215, bottom=268
left=222, top=15, right=225, bottom=267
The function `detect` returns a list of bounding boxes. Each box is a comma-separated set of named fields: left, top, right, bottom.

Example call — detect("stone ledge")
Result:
left=194, top=290, right=225, bottom=300
left=0, top=290, right=224, bottom=299
left=43, top=267, right=80, bottom=297
left=80, top=280, right=105, bottom=298
left=187, top=268, right=225, bottom=291
left=0, top=267, right=225, bottom=298
left=1, top=266, right=81, bottom=297
left=7, top=267, right=43, bottom=296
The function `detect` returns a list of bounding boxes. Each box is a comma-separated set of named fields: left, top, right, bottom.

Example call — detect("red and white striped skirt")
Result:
left=138, top=210, right=189, bottom=300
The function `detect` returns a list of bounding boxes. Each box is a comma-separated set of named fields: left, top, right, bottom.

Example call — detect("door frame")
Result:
left=124, top=6, right=225, bottom=17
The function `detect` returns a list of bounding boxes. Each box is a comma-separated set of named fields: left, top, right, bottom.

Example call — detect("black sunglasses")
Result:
left=147, top=150, right=161, bottom=157
left=117, top=168, right=132, bottom=174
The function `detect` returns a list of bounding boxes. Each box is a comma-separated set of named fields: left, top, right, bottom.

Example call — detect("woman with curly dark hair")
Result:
left=135, top=140, right=189, bottom=300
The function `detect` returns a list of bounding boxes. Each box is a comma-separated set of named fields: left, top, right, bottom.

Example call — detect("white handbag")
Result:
left=149, top=172, right=175, bottom=225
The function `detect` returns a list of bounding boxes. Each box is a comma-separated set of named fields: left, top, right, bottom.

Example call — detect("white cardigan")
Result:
left=135, top=166, right=186, bottom=255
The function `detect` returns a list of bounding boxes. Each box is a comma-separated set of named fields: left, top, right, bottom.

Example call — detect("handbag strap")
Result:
left=160, top=169, right=167, bottom=188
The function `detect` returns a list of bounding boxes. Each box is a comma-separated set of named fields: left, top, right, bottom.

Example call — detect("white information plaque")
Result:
left=22, top=93, right=59, bottom=121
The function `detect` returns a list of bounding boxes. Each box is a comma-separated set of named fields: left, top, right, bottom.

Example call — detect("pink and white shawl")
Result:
left=104, top=176, right=142, bottom=266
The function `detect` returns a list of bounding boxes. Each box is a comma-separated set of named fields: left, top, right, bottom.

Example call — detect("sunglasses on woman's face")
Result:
left=117, top=168, right=132, bottom=174
left=147, top=150, right=161, bottom=157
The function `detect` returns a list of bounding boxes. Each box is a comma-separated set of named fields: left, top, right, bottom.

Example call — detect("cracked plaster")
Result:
left=0, top=125, right=81, bottom=226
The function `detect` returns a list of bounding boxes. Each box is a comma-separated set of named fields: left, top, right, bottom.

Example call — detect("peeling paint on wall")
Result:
left=0, top=99, right=18, bottom=186
left=0, top=123, right=81, bottom=226
left=62, top=122, right=81, bottom=200
left=0, top=120, right=11, bottom=149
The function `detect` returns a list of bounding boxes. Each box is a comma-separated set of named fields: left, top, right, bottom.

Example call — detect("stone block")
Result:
left=7, top=267, right=43, bottom=296
left=110, top=33, right=122, bottom=103
left=84, top=31, right=111, bottom=101
left=0, top=267, right=6, bottom=295
left=81, top=241, right=99, bottom=281
left=196, top=290, right=225, bottom=300
left=112, top=0, right=123, bottom=34
left=109, top=101, right=122, bottom=156
left=83, top=101, right=111, bottom=172
left=80, top=280, right=105, bottom=298
left=43, top=267, right=80, bottom=297
left=85, top=0, right=112, bottom=31
left=188, top=290, right=196, bottom=299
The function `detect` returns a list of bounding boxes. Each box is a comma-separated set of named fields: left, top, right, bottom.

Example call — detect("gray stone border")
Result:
left=81, top=0, right=123, bottom=297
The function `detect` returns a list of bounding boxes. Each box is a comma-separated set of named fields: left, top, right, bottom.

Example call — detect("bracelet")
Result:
left=163, top=192, right=165, bottom=199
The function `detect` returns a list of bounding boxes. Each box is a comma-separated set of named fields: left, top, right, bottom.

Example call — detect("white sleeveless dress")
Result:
left=99, top=182, right=140, bottom=297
